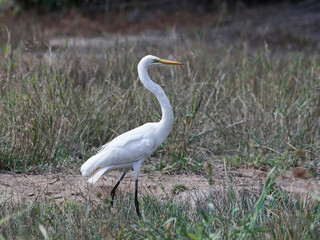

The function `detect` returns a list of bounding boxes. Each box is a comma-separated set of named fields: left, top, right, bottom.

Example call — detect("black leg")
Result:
left=110, top=171, right=127, bottom=206
left=135, top=179, right=141, bottom=217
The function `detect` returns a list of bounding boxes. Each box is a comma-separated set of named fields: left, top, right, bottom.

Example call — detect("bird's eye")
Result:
left=153, top=59, right=161, bottom=63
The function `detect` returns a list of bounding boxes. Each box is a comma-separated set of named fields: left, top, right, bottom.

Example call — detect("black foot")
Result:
left=135, top=199, right=141, bottom=217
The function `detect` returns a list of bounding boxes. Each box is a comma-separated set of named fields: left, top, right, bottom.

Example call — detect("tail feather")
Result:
left=81, top=152, right=105, bottom=177
left=87, top=166, right=110, bottom=184
left=81, top=149, right=113, bottom=183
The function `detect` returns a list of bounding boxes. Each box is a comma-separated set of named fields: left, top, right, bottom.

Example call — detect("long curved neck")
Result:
left=138, top=63, right=174, bottom=139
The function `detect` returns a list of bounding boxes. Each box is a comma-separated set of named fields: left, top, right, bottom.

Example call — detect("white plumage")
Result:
left=81, top=123, right=159, bottom=183
left=80, top=55, right=182, bottom=216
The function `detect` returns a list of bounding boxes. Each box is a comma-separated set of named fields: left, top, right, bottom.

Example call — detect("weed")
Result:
left=172, top=184, right=187, bottom=195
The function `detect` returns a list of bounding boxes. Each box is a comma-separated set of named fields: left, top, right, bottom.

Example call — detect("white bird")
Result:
left=81, top=55, right=183, bottom=216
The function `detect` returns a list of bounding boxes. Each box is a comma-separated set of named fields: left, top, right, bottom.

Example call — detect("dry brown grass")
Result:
left=0, top=33, right=319, bottom=173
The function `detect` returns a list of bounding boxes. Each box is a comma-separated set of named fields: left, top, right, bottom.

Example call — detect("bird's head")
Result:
left=141, top=55, right=183, bottom=68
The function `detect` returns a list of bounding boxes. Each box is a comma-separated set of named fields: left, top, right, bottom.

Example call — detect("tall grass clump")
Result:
left=0, top=45, right=150, bottom=171
left=0, top=35, right=319, bottom=172
left=168, top=46, right=320, bottom=170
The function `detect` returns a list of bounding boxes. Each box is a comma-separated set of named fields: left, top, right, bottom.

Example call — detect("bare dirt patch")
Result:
left=1, top=166, right=319, bottom=205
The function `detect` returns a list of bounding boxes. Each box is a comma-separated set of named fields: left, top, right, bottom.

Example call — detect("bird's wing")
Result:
left=81, top=123, right=159, bottom=178
left=96, top=123, right=155, bottom=153
left=97, top=143, right=108, bottom=153
left=96, top=134, right=157, bottom=167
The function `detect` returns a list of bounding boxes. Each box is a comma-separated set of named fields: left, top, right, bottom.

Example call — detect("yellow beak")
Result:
left=159, top=59, right=183, bottom=65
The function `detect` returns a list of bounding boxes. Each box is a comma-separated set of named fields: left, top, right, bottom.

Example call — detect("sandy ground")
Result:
left=1, top=166, right=319, bottom=206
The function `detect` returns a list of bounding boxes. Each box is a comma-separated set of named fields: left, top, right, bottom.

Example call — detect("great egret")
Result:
left=81, top=55, right=183, bottom=216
